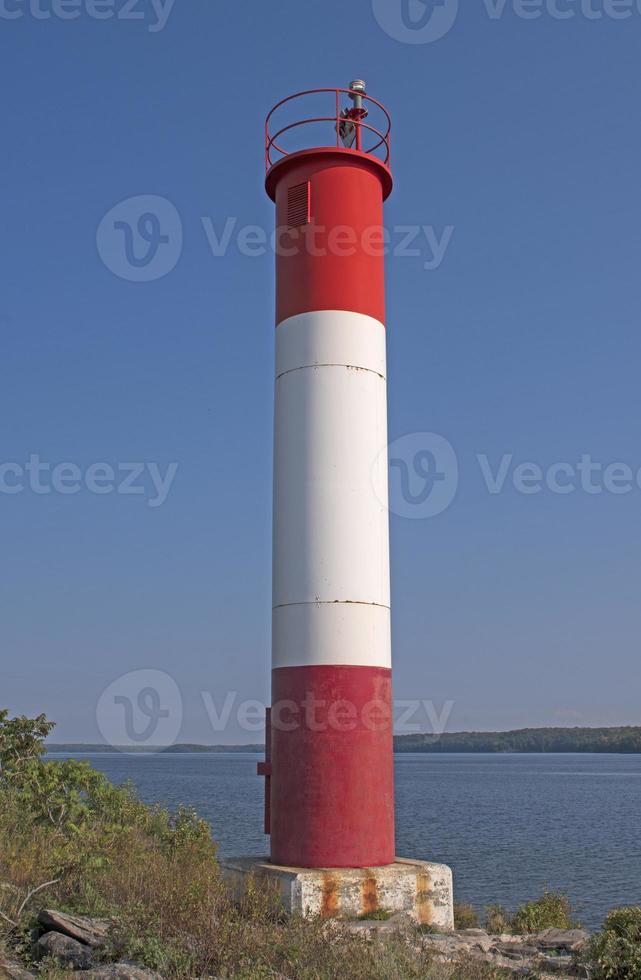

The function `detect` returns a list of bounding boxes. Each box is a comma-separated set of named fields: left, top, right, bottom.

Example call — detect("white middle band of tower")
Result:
left=272, top=309, right=391, bottom=671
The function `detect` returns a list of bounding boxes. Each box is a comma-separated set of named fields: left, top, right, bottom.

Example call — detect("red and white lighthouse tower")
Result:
left=260, top=83, right=395, bottom=870
left=226, top=84, right=453, bottom=924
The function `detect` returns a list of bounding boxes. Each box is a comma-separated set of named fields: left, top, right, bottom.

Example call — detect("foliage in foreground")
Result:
left=0, top=710, right=509, bottom=980
left=511, top=890, right=579, bottom=934
left=454, top=903, right=480, bottom=929
left=484, top=905, right=511, bottom=934
left=580, top=907, right=641, bottom=980
left=10, top=710, right=641, bottom=979
left=475, top=892, right=578, bottom=935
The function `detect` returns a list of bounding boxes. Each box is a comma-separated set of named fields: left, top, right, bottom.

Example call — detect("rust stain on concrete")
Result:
left=416, top=871, right=436, bottom=926
left=361, top=874, right=379, bottom=917
left=321, top=873, right=339, bottom=918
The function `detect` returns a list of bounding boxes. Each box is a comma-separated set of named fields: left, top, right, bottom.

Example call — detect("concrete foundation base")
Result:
left=220, top=856, right=454, bottom=930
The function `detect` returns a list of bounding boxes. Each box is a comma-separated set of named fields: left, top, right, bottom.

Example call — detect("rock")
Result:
left=329, top=921, right=585, bottom=978
left=418, top=928, right=584, bottom=978
left=422, top=930, right=493, bottom=955
left=386, top=911, right=416, bottom=929
left=0, top=958, right=37, bottom=980
left=494, top=941, right=542, bottom=958
left=36, top=931, right=97, bottom=969
left=38, top=909, right=111, bottom=948
left=73, top=965, right=162, bottom=980
left=535, top=928, right=590, bottom=952
left=539, top=954, right=576, bottom=972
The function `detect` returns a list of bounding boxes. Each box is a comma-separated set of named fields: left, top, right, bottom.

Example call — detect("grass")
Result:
left=357, top=907, right=393, bottom=921
left=0, top=810, right=517, bottom=980
left=453, top=903, right=480, bottom=930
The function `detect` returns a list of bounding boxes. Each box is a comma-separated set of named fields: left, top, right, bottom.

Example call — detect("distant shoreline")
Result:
left=46, top=725, right=641, bottom=755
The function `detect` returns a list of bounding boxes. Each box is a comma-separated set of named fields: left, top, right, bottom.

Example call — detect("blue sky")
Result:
left=1, top=0, right=640, bottom=743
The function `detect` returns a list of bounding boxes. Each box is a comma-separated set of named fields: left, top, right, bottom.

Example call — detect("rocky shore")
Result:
left=0, top=910, right=160, bottom=980
left=0, top=908, right=592, bottom=980
left=341, top=917, right=590, bottom=977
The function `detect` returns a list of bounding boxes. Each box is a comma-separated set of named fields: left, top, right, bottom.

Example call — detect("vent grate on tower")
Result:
left=287, top=181, right=311, bottom=228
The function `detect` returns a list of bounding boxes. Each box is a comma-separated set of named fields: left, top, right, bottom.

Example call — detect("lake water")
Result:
left=50, top=752, right=641, bottom=930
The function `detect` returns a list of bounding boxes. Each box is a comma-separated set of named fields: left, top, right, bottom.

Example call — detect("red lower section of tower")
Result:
left=269, top=665, right=395, bottom=868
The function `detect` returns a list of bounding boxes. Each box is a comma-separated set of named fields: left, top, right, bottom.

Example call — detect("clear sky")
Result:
left=2, top=0, right=640, bottom=744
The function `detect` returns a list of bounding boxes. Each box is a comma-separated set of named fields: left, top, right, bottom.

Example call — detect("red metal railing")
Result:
left=265, top=88, right=392, bottom=171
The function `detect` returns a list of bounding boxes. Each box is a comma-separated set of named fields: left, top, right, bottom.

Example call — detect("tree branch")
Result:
left=15, top=878, right=60, bottom=919
left=0, top=908, right=18, bottom=928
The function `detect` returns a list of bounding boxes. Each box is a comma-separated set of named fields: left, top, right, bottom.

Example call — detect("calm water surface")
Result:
left=51, top=752, right=640, bottom=930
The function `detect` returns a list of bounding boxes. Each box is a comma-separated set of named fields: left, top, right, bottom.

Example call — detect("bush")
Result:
left=600, top=907, right=641, bottom=941
left=581, top=907, right=641, bottom=979
left=511, top=890, right=578, bottom=934
left=454, top=903, right=480, bottom=929
left=485, top=905, right=510, bottom=934
left=0, top=709, right=220, bottom=963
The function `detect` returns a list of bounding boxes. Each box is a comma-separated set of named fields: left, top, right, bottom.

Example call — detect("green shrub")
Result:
left=454, top=903, right=480, bottom=929
left=511, top=890, right=578, bottom=934
left=0, top=710, right=53, bottom=773
left=600, top=907, right=641, bottom=941
left=581, top=907, right=641, bottom=979
left=485, top=905, right=511, bottom=934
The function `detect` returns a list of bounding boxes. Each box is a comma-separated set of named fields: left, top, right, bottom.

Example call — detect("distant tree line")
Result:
left=47, top=727, right=641, bottom=754
left=46, top=743, right=264, bottom=754
left=394, top=726, right=641, bottom=754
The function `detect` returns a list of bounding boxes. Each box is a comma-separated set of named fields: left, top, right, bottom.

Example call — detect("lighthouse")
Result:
left=223, top=84, right=453, bottom=924
left=263, top=81, right=394, bottom=870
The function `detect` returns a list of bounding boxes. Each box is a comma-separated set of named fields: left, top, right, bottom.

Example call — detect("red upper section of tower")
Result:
left=265, top=87, right=393, bottom=326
